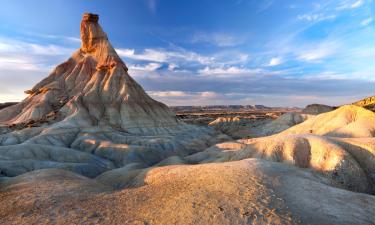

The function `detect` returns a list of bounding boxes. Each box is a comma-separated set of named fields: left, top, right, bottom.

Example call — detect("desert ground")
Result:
left=0, top=13, right=374, bottom=225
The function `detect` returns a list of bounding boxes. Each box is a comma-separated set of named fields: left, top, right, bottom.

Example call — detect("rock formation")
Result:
left=353, top=95, right=375, bottom=110
left=209, top=112, right=314, bottom=139
left=0, top=13, right=228, bottom=177
left=302, top=103, right=335, bottom=115
left=1, top=160, right=374, bottom=225
left=281, top=105, right=375, bottom=137
left=0, top=13, right=183, bottom=134
left=189, top=105, right=375, bottom=195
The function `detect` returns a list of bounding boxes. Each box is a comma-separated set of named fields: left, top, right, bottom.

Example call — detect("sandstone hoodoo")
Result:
left=0, top=13, right=181, bottom=134
left=0, top=13, right=226, bottom=177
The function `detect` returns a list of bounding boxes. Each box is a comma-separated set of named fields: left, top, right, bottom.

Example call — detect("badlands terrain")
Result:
left=0, top=13, right=374, bottom=225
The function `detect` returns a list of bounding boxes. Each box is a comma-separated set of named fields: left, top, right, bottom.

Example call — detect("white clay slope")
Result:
left=280, top=105, right=375, bottom=138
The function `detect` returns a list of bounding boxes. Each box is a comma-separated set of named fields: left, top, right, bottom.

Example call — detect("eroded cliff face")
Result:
left=0, top=13, right=181, bottom=135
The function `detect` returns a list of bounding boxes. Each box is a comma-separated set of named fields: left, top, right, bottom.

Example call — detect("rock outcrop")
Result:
left=0, top=13, right=183, bottom=135
left=302, top=103, right=335, bottom=115
left=1, top=160, right=374, bottom=225
left=188, top=105, right=375, bottom=195
left=0, top=13, right=228, bottom=177
left=281, top=105, right=375, bottom=138
left=209, top=112, right=314, bottom=139
left=353, top=95, right=375, bottom=110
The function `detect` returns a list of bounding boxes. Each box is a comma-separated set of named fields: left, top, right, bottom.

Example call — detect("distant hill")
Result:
left=170, top=105, right=299, bottom=112
left=302, top=104, right=336, bottom=115
left=0, top=102, right=18, bottom=110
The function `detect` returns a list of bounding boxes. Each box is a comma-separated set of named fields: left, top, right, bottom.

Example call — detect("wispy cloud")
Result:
left=24, top=32, right=81, bottom=44
left=298, top=48, right=334, bottom=61
left=257, top=0, right=274, bottom=13
left=128, top=62, right=163, bottom=71
left=117, top=47, right=249, bottom=71
left=0, top=37, right=73, bottom=56
left=361, top=17, right=373, bottom=26
left=148, top=91, right=189, bottom=97
left=198, top=66, right=257, bottom=75
left=0, top=37, right=73, bottom=71
left=117, top=48, right=169, bottom=62
left=267, top=57, right=283, bottom=66
left=145, top=0, right=157, bottom=14
left=337, top=0, right=365, bottom=10
left=191, top=31, right=246, bottom=47
left=297, top=13, right=336, bottom=22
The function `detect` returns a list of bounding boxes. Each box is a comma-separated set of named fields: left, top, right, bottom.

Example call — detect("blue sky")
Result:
left=0, top=0, right=374, bottom=107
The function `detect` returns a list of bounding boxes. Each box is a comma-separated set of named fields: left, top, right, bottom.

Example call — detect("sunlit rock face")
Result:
left=189, top=105, right=375, bottom=195
left=0, top=13, right=184, bottom=135
left=0, top=13, right=228, bottom=177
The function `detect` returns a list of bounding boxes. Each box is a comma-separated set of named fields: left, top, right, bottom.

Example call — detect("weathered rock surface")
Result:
left=209, top=112, right=314, bottom=138
left=189, top=105, right=375, bottom=194
left=302, top=103, right=335, bottom=115
left=208, top=116, right=269, bottom=138
left=281, top=105, right=375, bottom=138
left=1, top=160, right=374, bottom=225
left=255, top=112, right=314, bottom=137
left=0, top=13, right=184, bottom=134
left=353, top=95, right=375, bottom=110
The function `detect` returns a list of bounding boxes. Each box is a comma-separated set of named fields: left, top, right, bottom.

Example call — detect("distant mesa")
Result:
left=0, top=102, right=17, bottom=110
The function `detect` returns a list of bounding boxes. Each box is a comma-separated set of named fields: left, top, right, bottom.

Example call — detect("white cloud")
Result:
left=149, top=91, right=189, bottom=97
left=198, top=66, right=252, bottom=75
left=0, top=38, right=73, bottom=71
left=128, top=62, right=162, bottom=71
left=148, top=91, right=219, bottom=99
left=337, top=0, right=365, bottom=10
left=257, top=0, right=274, bottom=13
left=117, top=48, right=168, bottom=62
left=296, top=41, right=339, bottom=62
left=267, top=57, right=283, bottom=66
left=148, top=91, right=223, bottom=106
left=146, top=0, right=157, bottom=13
left=23, top=31, right=81, bottom=44
left=361, top=17, right=373, bottom=26
left=168, top=63, right=178, bottom=71
left=191, top=32, right=246, bottom=47
left=0, top=37, right=73, bottom=56
left=297, top=13, right=336, bottom=22
left=298, top=49, right=332, bottom=61
left=0, top=56, right=45, bottom=71
left=200, top=91, right=218, bottom=98
left=350, top=0, right=364, bottom=8
left=117, top=47, right=214, bottom=66
left=116, top=47, right=250, bottom=71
